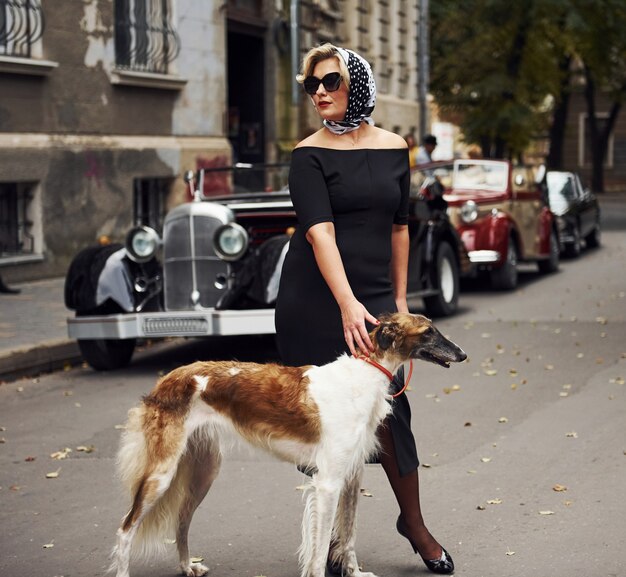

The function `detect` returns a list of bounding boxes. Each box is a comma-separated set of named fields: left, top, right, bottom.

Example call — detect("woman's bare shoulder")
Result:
left=371, top=127, right=408, bottom=149
left=294, top=129, right=326, bottom=149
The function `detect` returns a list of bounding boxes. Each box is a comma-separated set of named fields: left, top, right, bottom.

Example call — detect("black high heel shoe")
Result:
left=396, top=516, right=455, bottom=575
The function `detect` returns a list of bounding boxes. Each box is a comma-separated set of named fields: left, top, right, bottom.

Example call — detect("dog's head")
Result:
left=371, top=312, right=467, bottom=368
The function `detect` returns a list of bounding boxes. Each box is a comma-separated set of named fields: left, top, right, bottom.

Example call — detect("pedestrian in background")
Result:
left=405, top=132, right=419, bottom=168
left=275, top=43, right=454, bottom=575
left=416, top=133, right=438, bottom=165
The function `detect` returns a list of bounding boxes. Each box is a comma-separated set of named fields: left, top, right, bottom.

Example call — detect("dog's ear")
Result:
left=375, top=320, right=400, bottom=350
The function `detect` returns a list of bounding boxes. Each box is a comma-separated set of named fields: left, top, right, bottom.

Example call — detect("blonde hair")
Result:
left=296, top=43, right=350, bottom=90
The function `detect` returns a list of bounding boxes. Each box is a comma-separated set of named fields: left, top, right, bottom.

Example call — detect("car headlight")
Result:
left=213, top=223, right=249, bottom=261
left=125, top=226, right=160, bottom=263
left=460, top=200, right=478, bottom=223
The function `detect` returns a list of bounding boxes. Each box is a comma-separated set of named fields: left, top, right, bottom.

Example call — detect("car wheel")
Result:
left=538, top=229, right=560, bottom=274
left=77, top=338, right=136, bottom=371
left=585, top=222, right=601, bottom=249
left=564, top=225, right=582, bottom=258
left=423, top=242, right=459, bottom=317
left=490, top=238, right=518, bottom=291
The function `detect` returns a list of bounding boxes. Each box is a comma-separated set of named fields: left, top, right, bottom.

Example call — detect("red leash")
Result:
left=355, top=356, right=414, bottom=398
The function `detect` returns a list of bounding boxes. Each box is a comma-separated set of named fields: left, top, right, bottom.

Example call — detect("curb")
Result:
left=0, top=340, right=83, bottom=383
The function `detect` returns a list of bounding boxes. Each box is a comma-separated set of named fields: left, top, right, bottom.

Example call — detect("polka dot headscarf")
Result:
left=323, top=47, right=377, bottom=135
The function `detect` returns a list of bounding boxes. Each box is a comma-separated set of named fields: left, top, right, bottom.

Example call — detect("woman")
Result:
left=275, top=44, right=454, bottom=575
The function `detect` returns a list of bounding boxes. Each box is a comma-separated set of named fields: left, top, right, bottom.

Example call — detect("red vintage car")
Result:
left=419, top=159, right=559, bottom=290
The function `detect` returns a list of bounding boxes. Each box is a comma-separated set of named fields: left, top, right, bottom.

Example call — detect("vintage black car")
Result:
left=545, top=171, right=601, bottom=258
left=65, top=163, right=469, bottom=370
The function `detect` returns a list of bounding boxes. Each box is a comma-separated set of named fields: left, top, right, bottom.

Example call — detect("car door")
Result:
left=510, top=166, right=544, bottom=259
left=574, top=174, right=595, bottom=238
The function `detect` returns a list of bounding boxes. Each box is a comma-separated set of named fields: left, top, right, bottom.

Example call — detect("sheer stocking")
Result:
left=377, top=421, right=443, bottom=561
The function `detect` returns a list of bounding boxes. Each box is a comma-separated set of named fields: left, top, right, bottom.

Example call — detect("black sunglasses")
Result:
left=303, top=72, right=342, bottom=95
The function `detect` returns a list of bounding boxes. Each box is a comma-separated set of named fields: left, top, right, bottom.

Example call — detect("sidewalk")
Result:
left=0, top=277, right=80, bottom=382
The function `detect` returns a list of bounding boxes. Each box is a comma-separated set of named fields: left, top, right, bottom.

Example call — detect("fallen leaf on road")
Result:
left=0, top=437, right=5, bottom=444
left=190, top=557, right=204, bottom=563
left=506, top=549, right=516, bottom=556
left=50, top=448, right=72, bottom=460
left=544, top=364, right=554, bottom=371
left=421, top=463, right=432, bottom=469
left=566, top=432, right=578, bottom=438
left=476, top=505, right=486, bottom=510
left=76, top=445, right=96, bottom=453
left=498, top=417, right=508, bottom=423
left=595, top=316, right=608, bottom=325
left=360, top=489, right=374, bottom=497
left=539, top=510, right=555, bottom=515
left=484, top=369, right=497, bottom=376
left=9, top=484, right=21, bottom=491
left=25, top=456, right=36, bottom=462
left=559, top=392, right=569, bottom=397
left=42, top=543, right=54, bottom=549
left=295, top=485, right=307, bottom=491
left=63, top=390, right=73, bottom=396
left=481, top=457, right=491, bottom=463
left=552, top=484, right=567, bottom=492
left=609, top=377, right=624, bottom=385
left=114, top=424, right=126, bottom=430
left=46, top=468, right=61, bottom=479
left=487, top=499, right=502, bottom=505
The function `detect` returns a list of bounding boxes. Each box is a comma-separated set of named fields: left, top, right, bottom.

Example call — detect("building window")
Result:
left=133, top=178, right=169, bottom=232
left=0, top=182, right=40, bottom=259
left=114, top=0, right=180, bottom=74
left=578, top=113, right=614, bottom=168
left=0, top=0, right=44, bottom=58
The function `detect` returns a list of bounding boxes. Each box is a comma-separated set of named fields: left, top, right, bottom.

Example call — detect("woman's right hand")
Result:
left=340, top=298, right=379, bottom=357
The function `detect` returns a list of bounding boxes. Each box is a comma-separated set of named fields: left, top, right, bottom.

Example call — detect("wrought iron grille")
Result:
left=114, top=0, right=180, bottom=74
left=0, top=0, right=44, bottom=58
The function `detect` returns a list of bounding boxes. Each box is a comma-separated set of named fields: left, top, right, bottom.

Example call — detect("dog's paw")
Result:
left=180, top=562, right=209, bottom=576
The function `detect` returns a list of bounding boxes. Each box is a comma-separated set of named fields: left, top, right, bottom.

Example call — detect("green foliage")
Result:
left=430, top=0, right=626, bottom=160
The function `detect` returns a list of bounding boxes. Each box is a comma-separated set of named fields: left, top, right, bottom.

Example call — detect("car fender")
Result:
left=460, top=210, right=514, bottom=267
left=65, top=244, right=138, bottom=314
left=537, top=207, right=557, bottom=256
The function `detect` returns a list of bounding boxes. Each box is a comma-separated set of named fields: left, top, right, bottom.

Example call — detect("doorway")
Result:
left=227, top=27, right=265, bottom=167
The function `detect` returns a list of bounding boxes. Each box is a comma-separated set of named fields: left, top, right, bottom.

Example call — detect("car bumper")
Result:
left=467, top=250, right=501, bottom=264
left=67, top=309, right=276, bottom=340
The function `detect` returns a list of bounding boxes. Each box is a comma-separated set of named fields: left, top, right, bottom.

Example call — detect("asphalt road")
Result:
left=1, top=203, right=625, bottom=577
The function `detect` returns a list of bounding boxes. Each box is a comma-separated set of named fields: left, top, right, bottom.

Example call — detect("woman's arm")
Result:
left=306, top=222, right=378, bottom=356
left=391, top=223, right=410, bottom=313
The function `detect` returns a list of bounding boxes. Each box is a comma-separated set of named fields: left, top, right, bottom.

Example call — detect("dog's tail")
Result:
left=112, top=381, right=215, bottom=569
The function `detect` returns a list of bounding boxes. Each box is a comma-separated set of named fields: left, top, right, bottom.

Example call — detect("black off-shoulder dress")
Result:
left=275, top=146, right=419, bottom=476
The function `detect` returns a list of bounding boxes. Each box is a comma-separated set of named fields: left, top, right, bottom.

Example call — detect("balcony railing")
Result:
left=0, top=0, right=44, bottom=58
left=114, top=0, right=180, bottom=75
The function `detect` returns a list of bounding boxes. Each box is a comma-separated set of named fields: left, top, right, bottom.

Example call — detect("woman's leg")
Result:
left=377, top=423, right=442, bottom=561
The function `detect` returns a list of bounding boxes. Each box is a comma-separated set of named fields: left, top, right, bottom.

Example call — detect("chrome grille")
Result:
left=163, top=202, right=233, bottom=310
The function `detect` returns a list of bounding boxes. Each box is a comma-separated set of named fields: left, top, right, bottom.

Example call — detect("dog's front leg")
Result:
left=300, top=474, right=343, bottom=577
left=331, top=469, right=378, bottom=577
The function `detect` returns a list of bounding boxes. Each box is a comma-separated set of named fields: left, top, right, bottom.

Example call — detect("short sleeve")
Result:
left=289, top=149, right=334, bottom=232
left=393, top=156, right=410, bottom=225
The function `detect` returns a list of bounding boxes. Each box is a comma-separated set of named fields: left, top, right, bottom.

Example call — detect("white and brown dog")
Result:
left=111, top=312, right=466, bottom=577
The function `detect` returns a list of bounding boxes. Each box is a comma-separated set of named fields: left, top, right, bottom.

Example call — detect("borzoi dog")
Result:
left=111, top=312, right=466, bottom=577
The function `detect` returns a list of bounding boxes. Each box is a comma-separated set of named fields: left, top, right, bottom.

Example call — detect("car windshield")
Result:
left=452, top=160, right=508, bottom=192
left=198, top=163, right=290, bottom=199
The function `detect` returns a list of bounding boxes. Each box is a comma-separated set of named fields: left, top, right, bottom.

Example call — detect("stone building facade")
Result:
left=0, top=0, right=425, bottom=282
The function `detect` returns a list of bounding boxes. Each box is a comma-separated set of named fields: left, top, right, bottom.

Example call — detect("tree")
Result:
left=569, top=0, right=626, bottom=191
left=430, top=0, right=564, bottom=159
left=430, top=0, right=626, bottom=191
